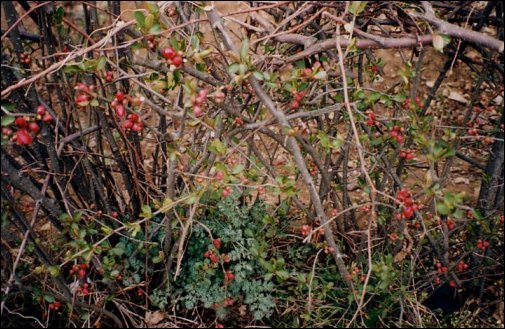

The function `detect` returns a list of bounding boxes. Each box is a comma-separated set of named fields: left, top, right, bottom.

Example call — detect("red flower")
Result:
left=161, top=47, right=176, bottom=60
left=225, top=271, right=235, bottom=281
left=16, top=129, right=33, bottom=145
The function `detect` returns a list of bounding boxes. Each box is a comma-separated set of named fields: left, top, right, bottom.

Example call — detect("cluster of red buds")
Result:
left=403, top=96, right=422, bottom=110
left=204, top=250, right=219, bottom=263
left=105, top=70, right=114, bottom=82
left=166, top=6, right=177, bottom=17
left=19, top=51, right=31, bottom=65
left=69, top=263, right=89, bottom=279
left=222, top=186, right=232, bottom=197
left=399, top=149, right=414, bottom=160
left=446, top=218, right=456, bottom=230
left=76, top=282, right=90, bottom=296
left=457, top=260, right=469, bottom=272
left=290, top=90, right=306, bottom=109
left=476, top=239, right=490, bottom=251
left=123, top=113, right=144, bottom=132
left=74, top=83, right=93, bottom=107
left=11, top=116, right=42, bottom=146
left=366, top=110, right=378, bottom=127
left=435, top=262, right=448, bottom=274
left=161, top=46, right=183, bottom=67
left=48, top=301, right=62, bottom=310
left=390, top=126, right=405, bottom=144
left=395, top=188, right=418, bottom=220
left=224, top=270, right=235, bottom=282
left=191, top=89, right=208, bottom=117
left=146, top=35, right=157, bottom=49
left=300, top=225, right=310, bottom=236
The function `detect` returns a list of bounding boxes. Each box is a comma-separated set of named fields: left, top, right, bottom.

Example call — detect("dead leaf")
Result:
left=347, top=182, right=360, bottom=191
left=493, top=95, right=503, bottom=105
left=432, top=33, right=445, bottom=52
left=40, top=222, right=52, bottom=231
left=448, top=91, right=468, bottom=104
left=394, top=250, right=408, bottom=263
left=145, top=310, right=165, bottom=326
left=239, top=305, right=247, bottom=317
left=394, top=227, right=413, bottom=263
left=344, top=22, right=353, bottom=33
left=453, top=177, right=470, bottom=185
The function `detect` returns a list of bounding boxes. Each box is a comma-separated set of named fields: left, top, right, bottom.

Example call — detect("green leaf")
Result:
left=294, top=60, right=306, bottom=69
left=183, top=192, right=200, bottom=205
left=152, top=251, right=165, bottom=263
left=354, top=89, right=366, bottom=100
left=264, top=272, right=274, bottom=281
left=275, top=270, right=290, bottom=282
left=471, top=208, right=484, bottom=220
left=228, top=63, right=240, bottom=75
left=144, top=14, right=154, bottom=30
left=214, top=162, right=229, bottom=175
left=238, top=64, right=248, bottom=76
left=453, top=208, right=464, bottom=219
left=63, top=64, right=84, bottom=74
left=480, top=220, right=491, bottom=234
left=453, top=191, right=466, bottom=204
left=57, top=24, right=65, bottom=37
left=112, top=246, right=124, bottom=256
left=101, top=225, right=112, bottom=235
left=240, top=38, right=250, bottom=62
left=232, top=164, right=244, bottom=175
left=134, top=11, right=146, bottom=28
left=127, top=222, right=141, bottom=237
left=146, top=1, right=160, bottom=15
left=253, top=71, right=264, bottom=80
left=313, top=70, right=327, bottom=80
left=392, top=91, right=407, bottom=103
left=44, top=295, right=56, bottom=303
left=54, top=7, right=65, bottom=24
left=399, top=62, right=414, bottom=84
left=259, top=259, right=274, bottom=272
left=47, top=265, right=60, bottom=277
left=1, top=103, right=15, bottom=111
left=436, top=202, right=451, bottom=215
left=131, top=41, right=143, bottom=50
left=208, top=139, right=227, bottom=156
left=371, top=137, right=383, bottom=146
left=149, top=22, right=161, bottom=35
left=1, top=115, right=15, bottom=127
left=140, top=204, right=152, bottom=219
left=349, top=1, right=368, bottom=15
left=244, top=228, right=254, bottom=238
left=190, top=35, right=200, bottom=51
left=317, top=131, right=330, bottom=148
left=96, top=56, right=107, bottom=71
left=368, top=91, right=381, bottom=102
left=170, top=37, right=181, bottom=51
left=378, top=280, right=389, bottom=291
left=159, top=197, right=173, bottom=213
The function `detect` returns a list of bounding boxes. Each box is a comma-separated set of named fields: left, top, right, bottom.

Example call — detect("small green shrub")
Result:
left=175, top=198, right=278, bottom=321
